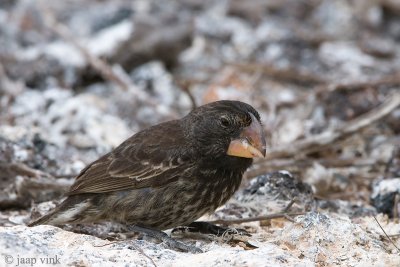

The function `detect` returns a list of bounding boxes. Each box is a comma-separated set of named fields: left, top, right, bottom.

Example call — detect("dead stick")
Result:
left=207, top=212, right=304, bottom=225
left=230, top=62, right=326, bottom=85
left=94, top=241, right=157, bottom=266
left=373, top=216, right=400, bottom=253
left=282, top=198, right=296, bottom=213
left=394, top=194, right=400, bottom=220
left=265, top=93, right=400, bottom=160
left=323, top=73, right=400, bottom=92
left=1, top=162, right=53, bottom=178
left=38, top=5, right=178, bottom=118
left=248, top=157, right=378, bottom=178
left=128, top=243, right=158, bottom=267
left=93, top=240, right=122, bottom=248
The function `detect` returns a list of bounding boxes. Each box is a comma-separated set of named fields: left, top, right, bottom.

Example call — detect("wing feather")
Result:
left=67, top=120, right=191, bottom=195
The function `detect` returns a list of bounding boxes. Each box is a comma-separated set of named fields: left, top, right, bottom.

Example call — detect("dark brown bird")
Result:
left=29, top=100, right=266, bottom=250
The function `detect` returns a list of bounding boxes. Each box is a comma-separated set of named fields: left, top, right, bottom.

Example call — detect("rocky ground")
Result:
left=1, top=0, right=400, bottom=266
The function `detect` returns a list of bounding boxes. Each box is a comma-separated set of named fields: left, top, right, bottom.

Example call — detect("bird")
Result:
left=29, top=100, right=266, bottom=252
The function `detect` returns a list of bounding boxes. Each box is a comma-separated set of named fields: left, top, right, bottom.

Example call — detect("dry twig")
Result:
left=37, top=4, right=178, bottom=119
left=282, top=198, right=296, bottom=213
left=93, top=240, right=122, bottom=248
left=175, top=79, right=197, bottom=110
left=0, top=162, right=52, bottom=178
left=230, top=62, right=326, bottom=85
left=94, top=241, right=157, bottom=266
left=247, top=157, right=379, bottom=178
left=319, top=73, right=400, bottom=93
left=128, top=243, right=158, bottom=267
left=394, top=194, right=400, bottom=220
left=207, top=212, right=304, bottom=225
left=248, top=93, right=400, bottom=178
left=259, top=93, right=400, bottom=161
left=208, top=197, right=300, bottom=225
left=373, top=216, right=400, bottom=253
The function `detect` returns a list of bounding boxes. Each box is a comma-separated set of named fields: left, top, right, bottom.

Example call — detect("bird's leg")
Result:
left=173, top=221, right=250, bottom=237
left=126, top=225, right=203, bottom=253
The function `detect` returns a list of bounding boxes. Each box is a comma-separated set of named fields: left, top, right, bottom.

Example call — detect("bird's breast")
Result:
left=193, top=168, right=244, bottom=211
left=100, top=167, right=244, bottom=230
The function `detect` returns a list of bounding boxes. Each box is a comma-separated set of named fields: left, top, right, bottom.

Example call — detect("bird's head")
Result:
left=183, top=100, right=266, bottom=164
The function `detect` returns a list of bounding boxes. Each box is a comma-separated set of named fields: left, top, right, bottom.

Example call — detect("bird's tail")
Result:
left=28, top=196, right=92, bottom=227
left=28, top=208, right=60, bottom=226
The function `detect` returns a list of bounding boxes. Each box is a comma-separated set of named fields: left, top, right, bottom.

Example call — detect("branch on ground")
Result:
left=249, top=93, right=400, bottom=177
left=37, top=4, right=178, bottom=119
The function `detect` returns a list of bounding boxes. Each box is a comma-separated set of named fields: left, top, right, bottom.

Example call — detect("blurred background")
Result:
left=0, top=0, right=400, bottom=226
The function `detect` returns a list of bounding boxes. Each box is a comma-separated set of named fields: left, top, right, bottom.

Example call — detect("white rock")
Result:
left=1, top=212, right=398, bottom=266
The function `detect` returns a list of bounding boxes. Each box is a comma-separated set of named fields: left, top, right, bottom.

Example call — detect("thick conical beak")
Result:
left=227, top=113, right=266, bottom=158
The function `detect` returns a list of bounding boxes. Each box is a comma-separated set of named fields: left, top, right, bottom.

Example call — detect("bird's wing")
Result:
left=67, top=121, right=191, bottom=195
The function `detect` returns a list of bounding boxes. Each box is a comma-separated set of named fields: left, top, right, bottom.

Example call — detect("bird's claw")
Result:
left=173, top=221, right=251, bottom=237
left=162, top=237, right=203, bottom=253
left=127, top=225, right=203, bottom=253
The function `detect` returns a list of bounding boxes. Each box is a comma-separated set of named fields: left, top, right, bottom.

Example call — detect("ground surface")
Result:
left=1, top=0, right=400, bottom=266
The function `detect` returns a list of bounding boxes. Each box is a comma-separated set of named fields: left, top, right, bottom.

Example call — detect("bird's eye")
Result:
left=220, top=116, right=230, bottom=127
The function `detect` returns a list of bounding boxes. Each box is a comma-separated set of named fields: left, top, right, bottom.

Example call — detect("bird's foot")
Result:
left=173, top=221, right=250, bottom=237
left=127, top=225, right=203, bottom=253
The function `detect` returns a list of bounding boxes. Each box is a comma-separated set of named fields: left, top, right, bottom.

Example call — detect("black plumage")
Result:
left=29, top=100, right=266, bottom=231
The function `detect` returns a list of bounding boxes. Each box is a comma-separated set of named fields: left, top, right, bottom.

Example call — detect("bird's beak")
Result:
left=227, top=113, right=266, bottom=158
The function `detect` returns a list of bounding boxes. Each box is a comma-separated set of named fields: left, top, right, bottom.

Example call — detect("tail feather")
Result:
left=28, top=209, right=60, bottom=226
left=28, top=197, right=92, bottom=227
